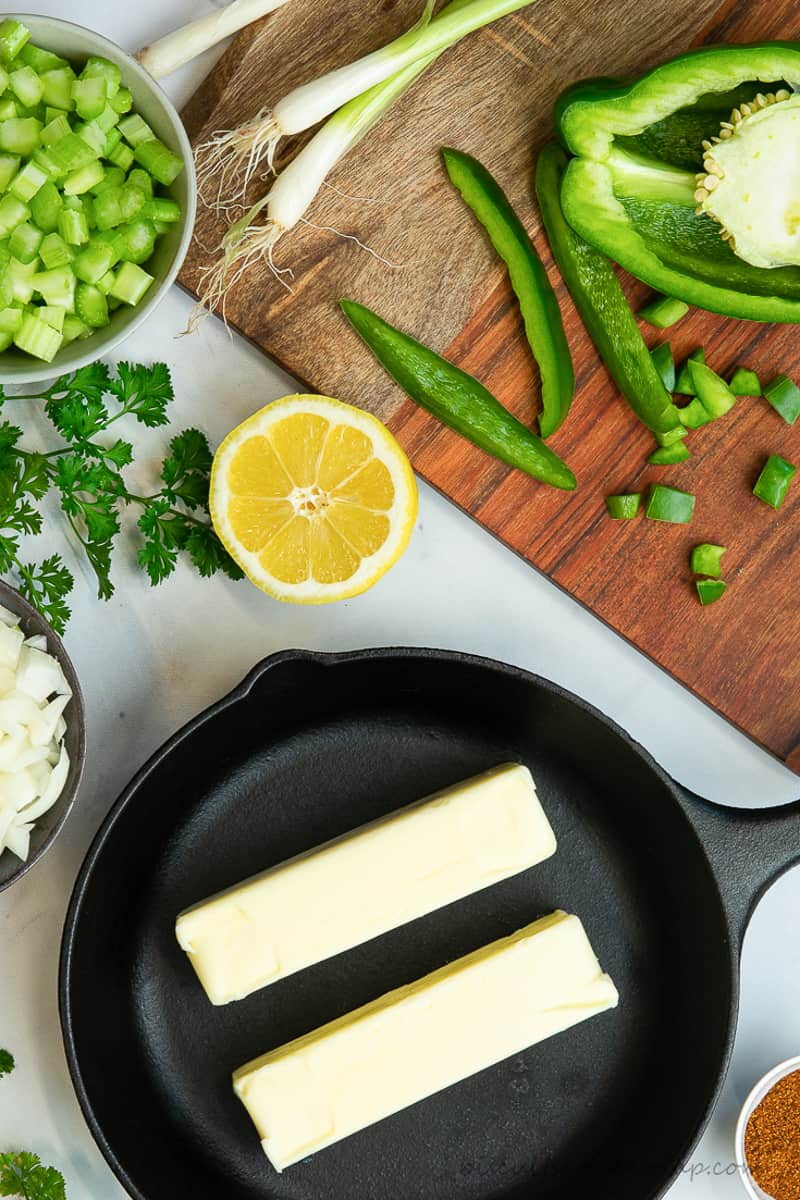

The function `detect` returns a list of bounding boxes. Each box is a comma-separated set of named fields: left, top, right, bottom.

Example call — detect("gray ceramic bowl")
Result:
left=0, top=580, right=86, bottom=892
left=0, top=14, right=196, bottom=386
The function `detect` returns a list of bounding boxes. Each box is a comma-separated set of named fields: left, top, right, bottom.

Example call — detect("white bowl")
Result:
left=0, top=13, right=196, bottom=385
left=735, top=1054, right=800, bottom=1199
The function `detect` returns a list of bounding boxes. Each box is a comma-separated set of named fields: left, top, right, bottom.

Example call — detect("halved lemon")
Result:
left=210, top=395, right=418, bottom=603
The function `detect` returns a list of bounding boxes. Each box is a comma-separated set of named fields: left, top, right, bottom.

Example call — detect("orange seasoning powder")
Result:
left=745, top=1069, right=800, bottom=1200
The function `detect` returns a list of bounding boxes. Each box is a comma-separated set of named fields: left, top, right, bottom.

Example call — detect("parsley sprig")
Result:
left=0, top=1152, right=65, bottom=1200
left=0, top=362, right=241, bottom=632
left=0, top=1050, right=13, bottom=1079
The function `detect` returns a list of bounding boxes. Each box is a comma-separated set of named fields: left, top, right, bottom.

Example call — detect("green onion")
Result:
left=136, top=0, right=290, bottom=79
left=695, top=579, right=726, bottom=606
left=638, top=294, right=689, bottom=329
left=753, top=454, right=796, bottom=510
left=649, top=342, right=675, bottom=392
left=645, top=483, right=695, bottom=523
left=763, top=374, right=800, bottom=425
left=728, top=366, right=761, bottom=396
left=605, top=493, right=641, bottom=519
left=691, top=543, right=726, bottom=578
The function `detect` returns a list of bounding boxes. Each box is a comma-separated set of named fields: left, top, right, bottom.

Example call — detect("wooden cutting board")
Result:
left=179, top=0, right=800, bottom=772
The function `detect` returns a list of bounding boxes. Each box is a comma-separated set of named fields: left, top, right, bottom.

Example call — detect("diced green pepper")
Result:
left=645, top=483, right=695, bottom=523
left=648, top=441, right=691, bottom=465
left=649, top=342, right=675, bottom=392
left=753, top=454, right=796, bottom=510
left=686, top=359, right=737, bottom=420
left=605, top=493, right=641, bottom=519
left=729, top=366, right=761, bottom=397
left=763, top=374, right=800, bottom=426
left=638, top=294, right=689, bottom=329
left=691, top=543, right=726, bottom=577
left=695, top=579, right=726, bottom=606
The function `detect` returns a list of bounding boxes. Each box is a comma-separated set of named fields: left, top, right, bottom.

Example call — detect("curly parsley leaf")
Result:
left=0, top=1049, right=14, bottom=1079
left=17, top=557, right=73, bottom=636
left=185, top=524, right=243, bottom=581
left=44, top=362, right=112, bottom=409
left=55, top=456, right=122, bottom=600
left=137, top=500, right=190, bottom=585
left=0, top=1152, right=65, bottom=1200
left=109, top=361, right=173, bottom=427
left=160, top=428, right=212, bottom=510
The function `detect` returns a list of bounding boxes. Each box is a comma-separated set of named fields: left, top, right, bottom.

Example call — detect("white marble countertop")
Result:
left=1, top=3, right=798, bottom=1197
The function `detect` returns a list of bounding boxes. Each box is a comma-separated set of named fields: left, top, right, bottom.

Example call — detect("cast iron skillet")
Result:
left=60, top=648, right=800, bottom=1200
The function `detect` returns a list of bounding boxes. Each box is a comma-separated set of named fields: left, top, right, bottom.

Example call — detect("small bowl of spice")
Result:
left=736, top=1056, right=800, bottom=1200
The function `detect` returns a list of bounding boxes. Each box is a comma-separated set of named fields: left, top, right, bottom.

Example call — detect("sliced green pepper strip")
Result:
left=729, top=366, right=761, bottom=397
left=638, top=295, right=688, bottom=329
left=442, top=147, right=574, bottom=439
left=753, top=454, right=796, bottom=509
left=605, top=492, right=641, bottom=519
left=340, top=299, right=576, bottom=490
left=648, top=441, right=691, bottom=465
left=535, top=142, right=684, bottom=441
left=556, top=45, right=800, bottom=323
left=650, top=342, right=675, bottom=392
left=687, top=360, right=737, bottom=419
left=645, top=483, right=695, bottom=523
left=696, top=579, right=726, bottom=606
left=675, top=347, right=704, bottom=395
left=691, top=543, right=726, bottom=577
left=763, top=374, right=800, bottom=425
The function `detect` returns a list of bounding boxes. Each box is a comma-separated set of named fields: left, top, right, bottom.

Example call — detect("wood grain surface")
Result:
left=179, top=0, right=800, bottom=772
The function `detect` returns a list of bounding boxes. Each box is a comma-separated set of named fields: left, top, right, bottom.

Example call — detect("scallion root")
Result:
left=195, top=108, right=282, bottom=209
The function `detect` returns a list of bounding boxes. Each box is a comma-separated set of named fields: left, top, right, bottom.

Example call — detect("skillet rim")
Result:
left=58, top=645, right=739, bottom=1200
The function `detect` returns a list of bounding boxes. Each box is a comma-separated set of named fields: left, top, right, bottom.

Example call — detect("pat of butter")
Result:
left=233, top=910, right=618, bottom=1171
left=175, top=763, right=555, bottom=1005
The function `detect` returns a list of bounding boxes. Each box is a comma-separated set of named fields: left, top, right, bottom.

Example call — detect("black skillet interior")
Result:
left=61, top=649, right=734, bottom=1200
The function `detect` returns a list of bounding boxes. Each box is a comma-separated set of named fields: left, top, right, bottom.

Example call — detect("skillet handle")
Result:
left=670, top=782, right=800, bottom=951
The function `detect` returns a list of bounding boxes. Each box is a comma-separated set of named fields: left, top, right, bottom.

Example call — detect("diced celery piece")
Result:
left=71, top=77, right=107, bottom=122
left=118, top=113, right=154, bottom=147
left=142, top=197, right=180, bottom=223
left=74, top=238, right=115, bottom=284
left=58, top=207, right=89, bottom=246
left=39, top=231, right=72, bottom=269
left=103, top=128, right=122, bottom=157
left=93, top=185, right=140, bottom=230
left=0, top=193, right=29, bottom=236
left=133, top=139, right=183, bottom=186
left=90, top=166, right=125, bottom=196
left=75, top=120, right=106, bottom=156
left=151, top=219, right=169, bottom=237
left=117, top=218, right=155, bottom=264
left=0, top=306, right=23, bottom=334
left=64, top=160, right=105, bottom=196
left=31, top=146, right=59, bottom=177
left=0, top=20, right=31, bottom=66
left=0, top=99, right=17, bottom=122
left=8, top=160, right=47, bottom=202
left=81, top=56, right=121, bottom=99
left=94, top=104, right=120, bottom=135
left=109, top=260, right=153, bottom=306
left=0, top=66, right=8, bottom=93
left=62, top=193, right=82, bottom=212
left=8, top=221, right=42, bottom=264
left=75, top=281, right=108, bottom=326
left=0, top=153, right=19, bottom=191
left=30, top=181, right=63, bottom=232
left=44, top=106, right=67, bottom=125
left=0, top=329, right=12, bottom=350
left=13, top=310, right=62, bottom=361
left=37, top=305, right=65, bottom=332
left=40, top=68, right=75, bottom=112
left=49, top=132, right=99, bottom=173
left=0, top=117, right=42, bottom=157
left=106, top=140, right=133, bottom=171
left=110, top=87, right=132, bottom=116
left=9, top=65, right=43, bottom=108
left=7, top=256, right=38, bottom=303
left=41, top=112, right=71, bottom=146
left=18, top=44, right=69, bottom=73
left=96, top=268, right=116, bottom=295
left=61, top=312, right=89, bottom=343
left=33, top=265, right=75, bottom=308
left=126, top=167, right=153, bottom=198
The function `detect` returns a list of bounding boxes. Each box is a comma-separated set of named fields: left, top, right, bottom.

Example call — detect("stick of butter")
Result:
left=233, top=910, right=618, bottom=1171
left=175, top=763, right=555, bottom=1005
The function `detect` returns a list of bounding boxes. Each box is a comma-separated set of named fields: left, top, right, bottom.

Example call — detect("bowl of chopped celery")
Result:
left=0, top=14, right=196, bottom=383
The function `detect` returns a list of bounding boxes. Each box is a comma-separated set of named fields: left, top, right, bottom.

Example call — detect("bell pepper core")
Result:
left=650, top=342, right=676, bottom=392
left=535, top=142, right=684, bottom=441
left=729, top=367, right=761, bottom=397
left=556, top=46, right=800, bottom=322
left=605, top=493, right=641, bottom=519
left=763, top=374, right=800, bottom=425
left=340, top=299, right=577, bottom=491
left=638, top=295, right=689, bottom=329
left=753, top=454, right=796, bottom=509
left=691, top=543, right=727, bottom=578
left=696, top=579, right=727, bottom=606
left=646, top=483, right=695, bottom=523
left=675, top=348, right=704, bottom=396
left=441, top=147, right=574, bottom=440
left=648, top=442, right=691, bottom=465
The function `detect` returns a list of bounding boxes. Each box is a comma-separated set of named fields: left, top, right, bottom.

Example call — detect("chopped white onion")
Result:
left=0, top=615, right=72, bottom=863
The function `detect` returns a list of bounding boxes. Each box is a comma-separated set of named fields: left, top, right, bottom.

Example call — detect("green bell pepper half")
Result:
left=555, top=44, right=800, bottom=322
